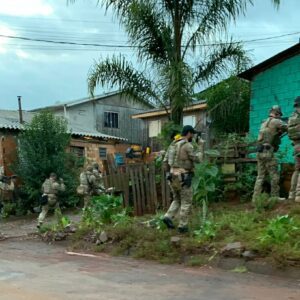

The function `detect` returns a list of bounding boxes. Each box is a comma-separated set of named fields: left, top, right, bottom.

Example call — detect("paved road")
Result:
left=0, top=238, right=299, bottom=300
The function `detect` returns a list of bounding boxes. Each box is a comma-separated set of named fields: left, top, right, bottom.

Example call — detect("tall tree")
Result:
left=69, top=0, right=280, bottom=124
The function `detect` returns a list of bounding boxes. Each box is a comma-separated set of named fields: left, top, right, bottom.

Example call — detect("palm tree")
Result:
left=69, top=0, right=281, bottom=125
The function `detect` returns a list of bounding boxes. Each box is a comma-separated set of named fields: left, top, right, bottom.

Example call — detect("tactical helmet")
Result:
left=92, top=162, right=99, bottom=169
left=50, top=172, right=57, bottom=179
left=294, top=96, right=300, bottom=107
left=269, top=105, right=283, bottom=116
left=181, top=125, right=196, bottom=136
left=86, top=165, right=93, bottom=172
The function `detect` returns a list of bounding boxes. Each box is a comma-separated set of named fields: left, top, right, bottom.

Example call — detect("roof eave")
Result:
left=238, top=43, right=300, bottom=81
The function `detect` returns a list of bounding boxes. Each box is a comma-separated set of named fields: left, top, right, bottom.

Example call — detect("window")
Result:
left=104, top=112, right=119, bottom=128
left=99, top=147, right=107, bottom=159
left=183, top=115, right=196, bottom=127
left=70, top=146, right=85, bottom=158
left=149, top=120, right=162, bottom=137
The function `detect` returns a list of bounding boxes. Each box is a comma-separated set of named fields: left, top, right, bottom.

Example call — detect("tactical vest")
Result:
left=258, top=118, right=281, bottom=148
left=288, top=112, right=300, bottom=141
left=167, top=141, right=177, bottom=168
left=43, top=179, right=54, bottom=194
left=172, top=140, right=187, bottom=168
left=79, top=172, right=89, bottom=186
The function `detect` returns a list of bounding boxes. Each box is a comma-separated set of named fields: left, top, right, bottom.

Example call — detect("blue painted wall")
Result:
left=250, top=54, right=300, bottom=163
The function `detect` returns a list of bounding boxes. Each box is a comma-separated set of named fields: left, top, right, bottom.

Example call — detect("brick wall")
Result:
left=250, top=54, right=300, bottom=163
left=70, top=138, right=130, bottom=170
left=0, top=133, right=17, bottom=175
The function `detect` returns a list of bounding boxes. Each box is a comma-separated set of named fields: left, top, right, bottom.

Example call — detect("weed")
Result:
left=253, top=193, right=277, bottom=212
left=258, top=215, right=299, bottom=245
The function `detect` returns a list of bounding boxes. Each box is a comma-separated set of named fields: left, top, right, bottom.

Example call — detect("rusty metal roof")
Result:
left=239, top=43, right=300, bottom=81
left=0, top=110, right=127, bottom=141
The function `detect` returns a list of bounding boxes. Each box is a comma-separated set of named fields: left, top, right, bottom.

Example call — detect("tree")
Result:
left=16, top=111, right=79, bottom=209
left=199, top=76, right=250, bottom=134
left=69, top=0, right=281, bottom=125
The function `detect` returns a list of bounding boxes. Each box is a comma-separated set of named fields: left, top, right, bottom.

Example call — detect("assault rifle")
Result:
left=0, top=175, right=17, bottom=184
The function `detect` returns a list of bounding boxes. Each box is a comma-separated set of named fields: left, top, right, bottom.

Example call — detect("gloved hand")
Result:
left=166, top=172, right=172, bottom=181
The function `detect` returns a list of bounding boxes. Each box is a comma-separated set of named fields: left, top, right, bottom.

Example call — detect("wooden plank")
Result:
left=161, top=169, right=166, bottom=210
left=129, top=167, right=138, bottom=216
left=138, top=165, right=146, bottom=214
left=147, top=164, right=154, bottom=213
left=134, top=166, right=142, bottom=216
left=144, top=164, right=151, bottom=213
left=122, top=173, right=130, bottom=207
left=150, top=164, right=158, bottom=212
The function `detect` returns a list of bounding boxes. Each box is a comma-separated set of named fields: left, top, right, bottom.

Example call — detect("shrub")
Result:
left=16, top=111, right=80, bottom=211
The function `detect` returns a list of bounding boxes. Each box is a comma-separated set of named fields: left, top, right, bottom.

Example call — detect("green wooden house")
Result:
left=239, top=43, right=300, bottom=163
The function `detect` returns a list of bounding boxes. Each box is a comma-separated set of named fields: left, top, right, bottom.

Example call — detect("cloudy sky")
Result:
left=0, top=0, right=299, bottom=110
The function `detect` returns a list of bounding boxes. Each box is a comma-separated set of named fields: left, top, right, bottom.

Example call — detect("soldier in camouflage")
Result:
left=163, top=125, right=204, bottom=233
left=252, top=105, right=287, bottom=202
left=287, top=96, right=300, bottom=203
left=77, top=165, right=97, bottom=208
left=37, top=173, right=65, bottom=228
left=92, top=162, right=105, bottom=193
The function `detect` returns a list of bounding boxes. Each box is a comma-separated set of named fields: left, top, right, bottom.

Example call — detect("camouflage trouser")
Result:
left=252, top=151, right=279, bottom=201
left=37, top=195, right=59, bottom=225
left=289, top=145, right=300, bottom=202
left=164, top=176, right=193, bottom=228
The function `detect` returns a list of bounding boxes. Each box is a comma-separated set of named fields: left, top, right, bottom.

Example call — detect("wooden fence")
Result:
left=102, top=163, right=161, bottom=216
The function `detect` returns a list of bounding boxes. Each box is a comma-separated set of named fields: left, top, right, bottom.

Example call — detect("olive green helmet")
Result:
left=269, top=105, right=282, bottom=116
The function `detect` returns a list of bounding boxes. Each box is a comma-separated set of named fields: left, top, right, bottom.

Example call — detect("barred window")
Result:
left=104, top=112, right=119, bottom=128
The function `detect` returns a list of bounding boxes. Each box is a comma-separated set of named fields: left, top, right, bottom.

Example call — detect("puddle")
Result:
left=0, top=271, right=25, bottom=281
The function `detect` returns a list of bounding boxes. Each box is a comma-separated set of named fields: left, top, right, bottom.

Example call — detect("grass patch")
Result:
left=70, top=203, right=300, bottom=267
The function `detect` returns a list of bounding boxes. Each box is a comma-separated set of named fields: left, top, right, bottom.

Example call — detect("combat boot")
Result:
left=163, top=217, right=175, bottom=229
left=177, top=226, right=189, bottom=234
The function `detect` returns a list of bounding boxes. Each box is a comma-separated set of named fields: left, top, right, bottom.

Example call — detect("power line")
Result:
left=0, top=31, right=299, bottom=49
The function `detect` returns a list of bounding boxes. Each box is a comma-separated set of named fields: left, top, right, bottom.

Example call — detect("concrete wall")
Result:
left=250, top=54, right=300, bottom=163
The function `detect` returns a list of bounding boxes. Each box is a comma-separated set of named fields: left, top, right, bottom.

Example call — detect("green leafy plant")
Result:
left=253, top=193, right=277, bottom=212
left=194, top=219, right=217, bottom=240
left=82, top=194, right=127, bottom=228
left=192, top=150, right=220, bottom=226
left=16, top=111, right=80, bottom=211
left=258, top=215, right=299, bottom=245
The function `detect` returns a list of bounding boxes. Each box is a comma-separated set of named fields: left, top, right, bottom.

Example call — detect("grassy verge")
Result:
left=68, top=201, right=300, bottom=267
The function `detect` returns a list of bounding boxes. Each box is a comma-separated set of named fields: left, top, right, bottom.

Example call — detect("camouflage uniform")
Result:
left=252, top=106, right=287, bottom=202
left=92, top=162, right=105, bottom=193
left=164, top=133, right=204, bottom=231
left=77, top=166, right=98, bottom=207
left=37, top=175, right=65, bottom=226
left=287, top=97, right=300, bottom=202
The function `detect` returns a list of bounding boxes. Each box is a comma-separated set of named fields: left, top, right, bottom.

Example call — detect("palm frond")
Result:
left=192, top=42, right=251, bottom=85
left=88, top=55, right=160, bottom=107
left=183, top=0, right=252, bottom=56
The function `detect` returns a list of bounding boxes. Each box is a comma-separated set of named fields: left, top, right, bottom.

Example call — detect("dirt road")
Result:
left=0, top=215, right=300, bottom=300
left=0, top=237, right=299, bottom=300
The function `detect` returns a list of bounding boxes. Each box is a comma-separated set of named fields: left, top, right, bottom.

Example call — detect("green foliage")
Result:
left=81, top=194, right=127, bottom=228
left=253, top=194, right=277, bottom=212
left=145, top=213, right=168, bottom=231
left=16, top=111, right=80, bottom=210
left=258, top=215, right=299, bottom=245
left=225, top=164, right=257, bottom=202
left=200, top=76, right=250, bottom=134
left=157, top=122, right=182, bottom=150
left=69, top=0, right=254, bottom=124
left=192, top=151, right=220, bottom=225
left=1, top=202, right=16, bottom=218
left=194, top=219, right=217, bottom=240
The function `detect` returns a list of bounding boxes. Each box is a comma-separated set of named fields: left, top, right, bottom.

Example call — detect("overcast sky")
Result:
left=0, top=0, right=299, bottom=110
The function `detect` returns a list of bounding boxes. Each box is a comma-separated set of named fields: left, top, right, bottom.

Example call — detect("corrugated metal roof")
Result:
left=0, top=109, right=126, bottom=141
left=71, top=130, right=127, bottom=141
left=31, top=91, right=121, bottom=111
left=0, top=110, right=33, bottom=130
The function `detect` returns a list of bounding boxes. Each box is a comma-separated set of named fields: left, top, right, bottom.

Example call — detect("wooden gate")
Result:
left=102, top=163, right=158, bottom=216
